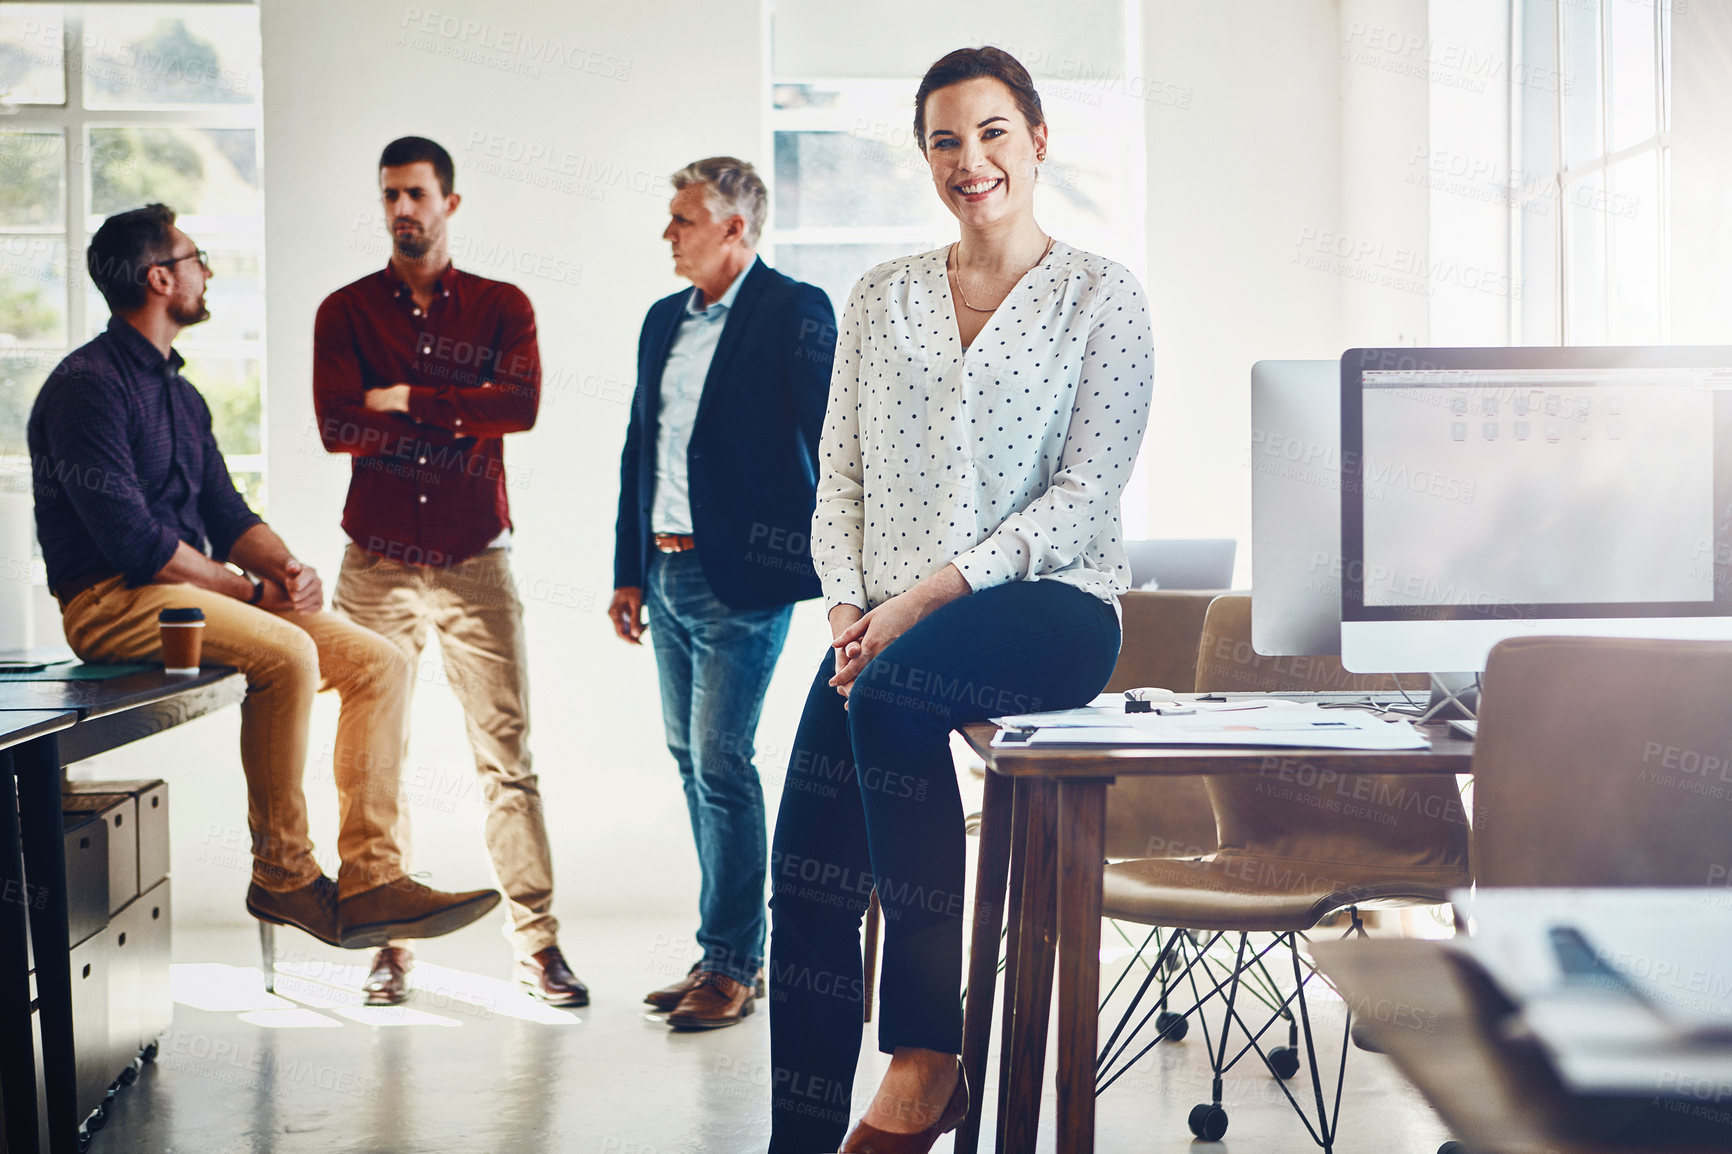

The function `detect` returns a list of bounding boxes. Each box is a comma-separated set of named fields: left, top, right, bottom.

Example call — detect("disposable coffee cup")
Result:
left=158, top=607, right=206, bottom=674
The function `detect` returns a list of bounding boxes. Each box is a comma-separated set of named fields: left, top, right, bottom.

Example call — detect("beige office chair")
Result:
left=1472, top=634, right=1732, bottom=886
left=1094, top=595, right=1466, bottom=1149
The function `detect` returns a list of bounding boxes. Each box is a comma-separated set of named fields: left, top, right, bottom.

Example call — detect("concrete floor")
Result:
left=85, top=916, right=1458, bottom=1154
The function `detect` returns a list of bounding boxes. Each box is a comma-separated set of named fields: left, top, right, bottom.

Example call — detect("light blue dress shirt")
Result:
left=651, top=260, right=752, bottom=535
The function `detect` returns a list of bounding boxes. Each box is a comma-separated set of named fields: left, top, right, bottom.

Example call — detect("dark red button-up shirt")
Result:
left=314, top=262, right=540, bottom=566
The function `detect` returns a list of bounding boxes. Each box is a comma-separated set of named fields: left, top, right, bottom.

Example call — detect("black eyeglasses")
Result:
left=155, top=249, right=209, bottom=271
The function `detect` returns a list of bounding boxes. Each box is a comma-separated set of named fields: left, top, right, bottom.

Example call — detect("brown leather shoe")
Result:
left=516, top=945, right=589, bottom=1007
left=337, top=877, right=501, bottom=949
left=362, top=946, right=413, bottom=1006
left=246, top=876, right=341, bottom=947
left=666, top=971, right=755, bottom=1030
left=645, top=962, right=767, bottom=1011
left=840, top=1059, right=968, bottom=1153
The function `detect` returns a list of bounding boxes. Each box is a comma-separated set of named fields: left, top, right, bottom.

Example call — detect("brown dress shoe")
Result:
left=840, top=1059, right=968, bottom=1153
left=246, top=876, right=341, bottom=947
left=645, top=963, right=768, bottom=1011
left=516, top=945, right=589, bottom=1007
left=666, top=971, right=755, bottom=1030
left=338, top=877, right=501, bottom=949
left=362, top=946, right=413, bottom=1006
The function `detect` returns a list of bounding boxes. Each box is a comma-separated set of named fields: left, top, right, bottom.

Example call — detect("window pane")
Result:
left=1560, top=0, right=1602, bottom=168
left=0, top=6, right=66, bottom=106
left=179, top=352, right=260, bottom=456
left=88, top=127, right=260, bottom=217
left=1562, top=172, right=1607, bottom=343
left=0, top=132, right=64, bottom=228
left=227, top=470, right=264, bottom=514
left=0, top=236, right=66, bottom=344
left=183, top=243, right=261, bottom=343
left=1519, top=0, right=1559, bottom=183
left=82, top=5, right=261, bottom=109
left=1607, top=0, right=1657, bottom=152
left=0, top=352, right=56, bottom=458
left=774, top=131, right=944, bottom=230
left=776, top=243, right=936, bottom=318
left=1607, top=150, right=1660, bottom=343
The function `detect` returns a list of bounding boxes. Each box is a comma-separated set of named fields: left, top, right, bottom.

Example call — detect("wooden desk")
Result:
left=1314, top=939, right=1732, bottom=1154
left=0, top=668, right=244, bottom=1154
left=954, top=722, right=1475, bottom=1154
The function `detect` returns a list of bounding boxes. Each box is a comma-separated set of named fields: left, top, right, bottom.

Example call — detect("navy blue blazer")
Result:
left=614, top=258, right=836, bottom=611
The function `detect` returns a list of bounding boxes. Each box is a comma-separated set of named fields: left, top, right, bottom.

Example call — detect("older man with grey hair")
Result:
left=610, top=157, right=836, bottom=1029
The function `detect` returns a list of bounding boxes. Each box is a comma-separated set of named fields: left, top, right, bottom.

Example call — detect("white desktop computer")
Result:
left=1339, top=346, right=1732, bottom=674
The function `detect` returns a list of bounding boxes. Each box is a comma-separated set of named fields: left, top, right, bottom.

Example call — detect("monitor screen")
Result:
left=1340, top=346, right=1732, bottom=673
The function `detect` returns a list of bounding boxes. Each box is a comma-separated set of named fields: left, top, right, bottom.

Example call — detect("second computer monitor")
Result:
left=1340, top=346, right=1732, bottom=673
left=1250, top=359, right=1343, bottom=656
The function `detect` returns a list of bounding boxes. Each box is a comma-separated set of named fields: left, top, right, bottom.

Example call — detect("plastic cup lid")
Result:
left=158, top=607, right=206, bottom=624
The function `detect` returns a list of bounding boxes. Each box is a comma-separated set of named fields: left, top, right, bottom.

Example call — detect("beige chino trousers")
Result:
left=333, top=544, right=558, bottom=956
left=60, top=576, right=413, bottom=897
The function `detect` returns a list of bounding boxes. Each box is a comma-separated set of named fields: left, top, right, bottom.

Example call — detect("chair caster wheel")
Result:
left=1438, top=1143, right=1467, bottom=1154
left=1156, top=1010, right=1189, bottom=1041
left=1268, top=1045, right=1301, bottom=1080
left=86, top=1102, right=107, bottom=1132
left=76, top=1134, right=93, bottom=1154
left=141, top=1041, right=159, bottom=1063
left=1188, top=1103, right=1228, bottom=1140
left=118, top=1062, right=138, bottom=1086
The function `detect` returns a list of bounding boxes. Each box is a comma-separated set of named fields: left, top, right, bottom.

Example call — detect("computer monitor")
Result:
left=1339, top=346, right=1732, bottom=673
left=1250, top=360, right=1342, bottom=656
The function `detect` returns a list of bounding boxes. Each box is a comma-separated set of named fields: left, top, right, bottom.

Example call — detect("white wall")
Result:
left=1140, top=0, right=1351, bottom=578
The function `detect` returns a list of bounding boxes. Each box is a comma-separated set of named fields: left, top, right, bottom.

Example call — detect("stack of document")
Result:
left=1452, top=888, right=1732, bottom=1109
left=990, top=694, right=1429, bottom=751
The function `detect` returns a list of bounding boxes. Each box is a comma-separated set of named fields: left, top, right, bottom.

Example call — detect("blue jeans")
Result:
left=766, top=578, right=1120, bottom=1152
left=645, top=549, right=794, bottom=985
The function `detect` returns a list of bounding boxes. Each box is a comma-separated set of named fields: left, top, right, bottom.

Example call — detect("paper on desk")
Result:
left=990, top=705, right=1428, bottom=750
left=992, top=695, right=1313, bottom=730
left=1450, top=887, right=1732, bottom=1097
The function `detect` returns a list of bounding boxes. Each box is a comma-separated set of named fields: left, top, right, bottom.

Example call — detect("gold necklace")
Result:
left=949, top=235, right=1055, bottom=313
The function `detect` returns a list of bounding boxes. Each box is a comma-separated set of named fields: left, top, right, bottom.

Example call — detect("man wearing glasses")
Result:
left=28, top=203, right=502, bottom=950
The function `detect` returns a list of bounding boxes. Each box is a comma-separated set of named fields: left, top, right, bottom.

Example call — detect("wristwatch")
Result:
left=247, top=578, right=266, bottom=605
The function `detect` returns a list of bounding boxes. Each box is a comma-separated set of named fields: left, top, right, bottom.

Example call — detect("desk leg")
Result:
left=1001, top=778, right=1058, bottom=1154
left=1056, top=779, right=1107, bottom=1154
left=956, top=770, right=1013, bottom=1154
left=16, top=735, right=76, bottom=1154
left=0, top=751, right=41, bottom=1154
left=993, top=778, right=1032, bottom=1151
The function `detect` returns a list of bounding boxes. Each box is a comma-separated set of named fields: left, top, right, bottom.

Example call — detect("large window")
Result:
left=0, top=3, right=266, bottom=506
left=1515, top=0, right=1671, bottom=345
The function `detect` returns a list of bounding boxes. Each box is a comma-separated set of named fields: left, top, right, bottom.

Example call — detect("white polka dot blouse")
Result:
left=812, top=241, right=1155, bottom=614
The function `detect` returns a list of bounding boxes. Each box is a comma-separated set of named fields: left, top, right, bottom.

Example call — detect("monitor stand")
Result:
left=1419, top=672, right=1478, bottom=722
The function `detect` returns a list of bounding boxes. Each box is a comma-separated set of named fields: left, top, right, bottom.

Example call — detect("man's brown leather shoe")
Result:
left=338, top=877, right=501, bottom=949
left=515, top=945, right=589, bottom=1007
left=362, top=946, right=413, bottom=1006
left=645, top=962, right=768, bottom=1011
left=666, top=971, right=755, bottom=1030
left=246, top=876, right=341, bottom=947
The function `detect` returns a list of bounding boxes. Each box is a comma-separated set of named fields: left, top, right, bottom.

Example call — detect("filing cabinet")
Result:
left=61, top=793, right=137, bottom=918
left=64, top=780, right=168, bottom=894
left=67, top=935, right=109, bottom=1123
left=60, top=814, right=107, bottom=949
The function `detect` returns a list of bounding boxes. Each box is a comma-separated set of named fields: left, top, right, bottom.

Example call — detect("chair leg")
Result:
left=258, top=920, right=275, bottom=993
left=862, top=890, right=880, bottom=1023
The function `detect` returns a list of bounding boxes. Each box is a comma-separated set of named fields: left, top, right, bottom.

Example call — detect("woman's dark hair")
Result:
left=87, top=203, right=177, bottom=313
left=380, top=135, right=455, bottom=196
left=913, top=46, right=1045, bottom=155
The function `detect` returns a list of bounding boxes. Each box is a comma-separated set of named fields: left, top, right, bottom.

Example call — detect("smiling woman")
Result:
left=765, top=45, right=1155, bottom=1154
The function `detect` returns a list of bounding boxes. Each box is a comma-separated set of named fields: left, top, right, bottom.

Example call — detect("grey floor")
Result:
left=87, top=916, right=1458, bottom=1154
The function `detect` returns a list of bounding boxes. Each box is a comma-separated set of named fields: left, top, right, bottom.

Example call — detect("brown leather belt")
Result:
left=653, top=533, right=697, bottom=553
left=54, top=570, right=117, bottom=610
